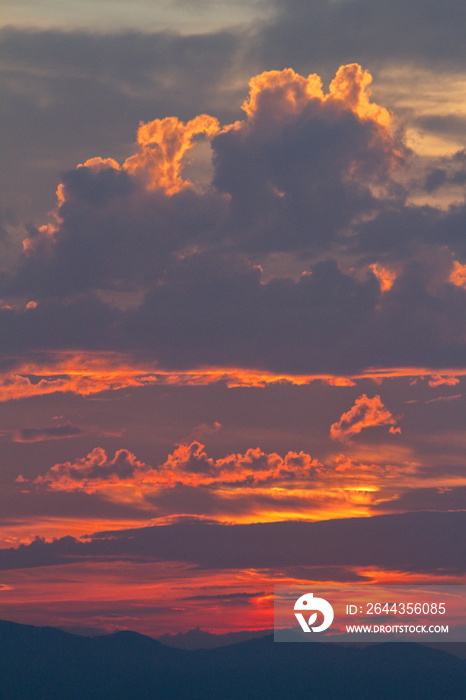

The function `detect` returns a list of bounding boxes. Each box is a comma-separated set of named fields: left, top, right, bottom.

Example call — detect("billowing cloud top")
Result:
left=1, top=63, right=466, bottom=383
left=31, top=442, right=322, bottom=493
left=330, top=394, right=399, bottom=443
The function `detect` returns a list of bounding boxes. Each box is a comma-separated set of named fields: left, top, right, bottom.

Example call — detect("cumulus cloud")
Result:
left=19, top=434, right=430, bottom=523
left=330, top=394, right=399, bottom=443
left=31, top=442, right=323, bottom=494
left=0, top=62, right=466, bottom=380
left=212, top=63, right=403, bottom=254
left=11, top=62, right=403, bottom=297
left=124, top=115, right=220, bottom=193
left=0, top=65, right=391, bottom=363
left=240, top=63, right=392, bottom=128
left=0, top=26, right=243, bottom=224
left=11, top=161, right=227, bottom=296
left=32, top=448, right=152, bottom=492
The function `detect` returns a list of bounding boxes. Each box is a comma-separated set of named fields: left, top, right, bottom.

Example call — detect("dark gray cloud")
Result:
left=0, top=511, right=464, bottom=572
left=212, top=87, right=400, bottom=254
left=0, top=27, right=240, bottom=88
left=2, top=2, right=465, bottom=229
left=424, top=150, right=466, bottom=193
left=2, top=243, right=466, bottom=375
left=1, top=27, right=466, bottom=377
left=124, top=255, right=379, bottom=373
left=0, top=26, right=246, bottom=224
left=0, top=296, right=117, bottom=356
left=7, top=170, right=226, bottom=297
left=5, top=60, right=405, bottom=296
left=117, top=249, right=466, bottom=373
left=13, top=423, right=84, bottom=442
left=260, top=0, right=466, bottom=72
left=0, top=483, right=150, bottom=522
left=375, top=486, right=466, bottom=513
left=419, top=118, right=466, bottom=145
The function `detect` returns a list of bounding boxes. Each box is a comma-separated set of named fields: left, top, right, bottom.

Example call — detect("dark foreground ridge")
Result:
left=157, top=626, right=272, bottom=650
left=0, top=619, right=465, bottom=699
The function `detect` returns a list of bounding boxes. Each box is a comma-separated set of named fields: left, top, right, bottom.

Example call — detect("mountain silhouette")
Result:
left=157, top=626, right=272, bottom=649
left=0, top=619, right=465, bottom=699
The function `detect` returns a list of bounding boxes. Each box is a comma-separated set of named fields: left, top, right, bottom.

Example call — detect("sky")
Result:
left=0, top=0, right=466, bottom=637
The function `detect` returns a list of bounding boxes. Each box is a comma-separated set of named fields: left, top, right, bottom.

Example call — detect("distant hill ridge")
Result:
left=157, top=625, right=272, bottom=649
left=0, top=618, right=465, bottom=699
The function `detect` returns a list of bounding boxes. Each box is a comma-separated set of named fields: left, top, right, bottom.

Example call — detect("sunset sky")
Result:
left=1, top=0, right=466, bottom=638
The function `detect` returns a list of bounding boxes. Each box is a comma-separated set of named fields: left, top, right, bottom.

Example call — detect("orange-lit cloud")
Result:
left=322, top=377, right=356, bottom=387
left=0, top=353, right=335, bottom=402
left=31, top=442, right=323, bottom=494
left=449, top=261, right=466, bottom=288
left=0, top=353, right=161, bottom=402
left=124, top=114, right=220, bottom=193
left=32, top=447, right=151, bottom=494
left=241, top=68, right=325, bottom=120
left=351, top=567, right=466, bottom=586
left=425, top=394, right=461, bottom=404
left=370, top=263, right=397, bottom=292
left=428, top=374, right=460, bottom=387
left=2, top=510, right=465, bottom=635
left=331, top=453, right=400, bottom=478
left=0, top=517, right=152, bottom=549
left=21, top=62, right=400, bottom=267
left=59, top=64, right=392, bottom=206
left=330, top=394, right=399, bottom=443
left=2, top=555, right=464, bottom=638
left=241, top=64, right=392, bottom=131
left=0, top=559, right=276, bottom=636
left=1, top=353, right=466, bottom=402
left=20, top=114, right=221, bottom=260
left=75, top=118, right=221, bottom=195
left=327, top=63, right=392, bottom=129
left=17, top=435, right=439, bottom=531
left=5, top=62, right=466, bottom=386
